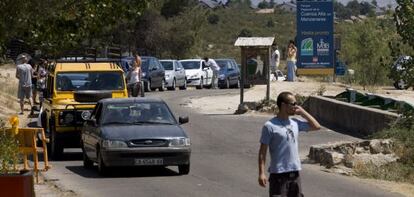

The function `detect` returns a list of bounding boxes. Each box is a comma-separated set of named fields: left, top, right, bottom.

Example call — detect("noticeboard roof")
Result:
left=234, top=37, right=275, bottom=47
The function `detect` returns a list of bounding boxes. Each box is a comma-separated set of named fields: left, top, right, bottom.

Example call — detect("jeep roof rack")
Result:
left=53, top=47, right=124, bottom=63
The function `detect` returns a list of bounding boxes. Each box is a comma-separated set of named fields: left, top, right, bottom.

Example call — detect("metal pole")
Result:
left=240, top=47, right=245, bottom=105
left=266, top=47, right=270, bottom=101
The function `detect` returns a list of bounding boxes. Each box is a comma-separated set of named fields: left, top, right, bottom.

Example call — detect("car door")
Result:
left=155, top=59, right=165, bottom=86
left=83, top=103, right=102, bottom=160
left=175, top=61, right=186, bottom=85
left=230, top=60, right=240, bottom=84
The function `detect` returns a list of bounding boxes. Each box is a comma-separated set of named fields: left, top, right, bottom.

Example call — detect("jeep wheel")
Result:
left=394, top=79, right=409, bottom=90
left=49, top=121, right=63, bottom=160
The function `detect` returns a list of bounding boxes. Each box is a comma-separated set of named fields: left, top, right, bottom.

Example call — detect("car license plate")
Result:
left=134, top=158, right=163, bottom=166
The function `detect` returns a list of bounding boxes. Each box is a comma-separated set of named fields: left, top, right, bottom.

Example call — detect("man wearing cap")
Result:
left=258, top=91, right=321, bottom=197
left=15, top=55, right=33, bottom=115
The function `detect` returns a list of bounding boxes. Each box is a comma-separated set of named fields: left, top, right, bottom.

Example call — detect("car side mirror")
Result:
left=228, top=68, right=234, bottom=71
left=179, top=116, right=189, bottom=124
left=86, top=118, right=97, bottom=126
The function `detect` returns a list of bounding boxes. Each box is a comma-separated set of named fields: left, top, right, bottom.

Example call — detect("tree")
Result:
left=0, top=0, right=149, bottom=57
left=160, top=0, right=193, bottom=18
left=258, top=1, right=269, bottom=9
left=393, top=0, right=414, bottom=88
left=208, top=14, right=220, bottom=25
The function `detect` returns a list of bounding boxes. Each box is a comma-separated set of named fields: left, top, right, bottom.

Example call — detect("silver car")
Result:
left=160, top=60, right=187, bottom=90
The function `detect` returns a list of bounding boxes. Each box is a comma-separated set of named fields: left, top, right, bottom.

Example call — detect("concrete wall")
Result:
left=304, top=96, right=399, bottom=136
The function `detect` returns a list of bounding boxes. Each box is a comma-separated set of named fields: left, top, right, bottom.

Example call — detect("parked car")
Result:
left=81, top=97, right=191, bottom=175
left=179, top=59, right=213, bottom=89
left=215, top=58, right=240, bottom=89
left=160, top=60, right=187, bottom=90
left=141, top=56, right=166, bottom=92
left=390, top=55, right=412, bottom=90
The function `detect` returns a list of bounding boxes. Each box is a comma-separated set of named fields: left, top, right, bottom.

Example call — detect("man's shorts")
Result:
left=269, top=171, right=303, bottom=197
left=18, top=85, right=32, bottom=100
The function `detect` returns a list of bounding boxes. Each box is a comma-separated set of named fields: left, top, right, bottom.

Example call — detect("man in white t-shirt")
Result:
left=204, top=57, right=220, bottom=89
left=270, top=45, right=280, bottom=81
left=15, top=54, right=33, bottom=115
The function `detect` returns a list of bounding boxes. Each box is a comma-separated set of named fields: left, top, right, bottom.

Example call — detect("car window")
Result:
left=56, top=72, right=124, bottom=91
left=102, top=102, right=176, bottom=125
left=160, top=61, right=174, bottom=70
left=180, top=61, right=201, bottom=70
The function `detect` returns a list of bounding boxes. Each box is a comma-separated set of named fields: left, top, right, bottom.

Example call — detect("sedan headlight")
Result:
left=165, top=74, right=170, bottom=79
left=219, top=74, right=225, bottom=79
left=190, top=73, right=199, bottom=79
left=169, top=137, right=190, bottom=147
left=102, top=140, right=128, bottom=148
left=142, top=72, right=147, bottom=77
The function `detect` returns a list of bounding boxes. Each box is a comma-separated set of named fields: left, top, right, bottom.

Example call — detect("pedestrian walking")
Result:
left=258, top=91, right=321, bottom=197
left=15, top=54, right=34, bottom=115
left=28, top=59, right=39, bottom=104
left=126, top=54, right=142, bottom=97
left=287, top=40, right=297, bottom=82
left=204, top=57, right=220, bottom=89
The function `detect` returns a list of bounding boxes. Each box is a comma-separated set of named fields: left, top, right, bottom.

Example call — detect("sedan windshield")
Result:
left=102, top=102, right=176, bottom=125
left=216, top=60, right=231, bottom=71
left=160, top=61, right=174, bottom=70
left=56, top=72, right=124, bottom=91
left=180, top=61, right=200, bottom=70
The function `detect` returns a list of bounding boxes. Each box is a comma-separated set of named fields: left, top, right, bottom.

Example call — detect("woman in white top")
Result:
left=127, top=55, right=142, bottom=97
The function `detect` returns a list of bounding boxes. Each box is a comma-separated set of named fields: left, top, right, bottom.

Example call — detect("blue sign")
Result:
left=297, top=0, right=334, bottom=71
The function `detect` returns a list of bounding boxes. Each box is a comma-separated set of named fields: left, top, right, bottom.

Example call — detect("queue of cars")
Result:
left=38, top=56, right=286, bottom=176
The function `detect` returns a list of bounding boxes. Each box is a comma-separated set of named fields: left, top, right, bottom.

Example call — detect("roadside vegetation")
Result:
left=355, top=110, right=414, bottom=184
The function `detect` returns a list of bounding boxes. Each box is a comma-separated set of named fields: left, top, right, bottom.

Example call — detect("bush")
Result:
left=207, top=14, right=219, bottom=25
left=0, top=118, right=21, bottom=174
left=367, top=109, right=414, bottom=183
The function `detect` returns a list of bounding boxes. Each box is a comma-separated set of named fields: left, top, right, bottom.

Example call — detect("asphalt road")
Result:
left=38, top=88, right=403, bottom=197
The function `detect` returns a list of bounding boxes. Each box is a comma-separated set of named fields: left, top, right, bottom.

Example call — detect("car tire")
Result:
left=394, top=79, right=409, bottom=90
left=159, top=79, right=165, bottom=91
left=234, top=79, right=240, bottom=88
left=168, top=79, right=176, bottom=91
left=225, top=78, right=230, bottom=89
left=196, top=78, right=203, bottom=89
left=82, top=146, right=94, bottom=169
left=178, top=164, right=190, bottom=175
left=145, top=80, right=151, bottom=92
left=49, top=121, right=63, bottom=160
left=98, top=150, right=109, bottom=176
left=179, top=79, right=187, bottom=90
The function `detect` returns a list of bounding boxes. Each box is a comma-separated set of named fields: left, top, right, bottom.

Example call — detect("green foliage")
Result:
left=369, top=109, right=414, bottom=183
left=207, top=14, right=220, bottom=25
left=392, top=0, right=414, bottom=89
left=238, top=29, right=253, bottom=37
left=0, top=0, right=149, bottom=56
left=161, top=0, right=193, bottom=18
left=0, top=120, right=20, bottom=174
left=339, top=18, right=399, bottom=88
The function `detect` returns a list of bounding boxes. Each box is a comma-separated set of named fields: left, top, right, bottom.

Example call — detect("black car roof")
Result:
left=99, top=97, right=164, bottom=104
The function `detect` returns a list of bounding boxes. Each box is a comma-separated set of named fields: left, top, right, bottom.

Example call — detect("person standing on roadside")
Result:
left=287, top=40, right=297, bottom=82
left=126, top=54, right=142, bottom=97
left=258, top=91, right=321, bottom=197
left=204, top=57, right=220, bottom=89
left=37, top=59, right=48, bottom=108
left=15, top=54, right=34, bottom=115
left=270, top=45, right=280, bottom=81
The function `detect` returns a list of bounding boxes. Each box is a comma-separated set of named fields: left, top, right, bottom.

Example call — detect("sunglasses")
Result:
left=284, top=101, right=298, bottom=106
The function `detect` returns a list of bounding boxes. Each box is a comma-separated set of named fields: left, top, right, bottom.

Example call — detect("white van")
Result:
left=179, top=59, right=213, bottom=89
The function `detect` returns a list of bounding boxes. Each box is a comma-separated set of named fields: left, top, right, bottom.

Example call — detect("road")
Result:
left=37, top=88, right=403, bottom=197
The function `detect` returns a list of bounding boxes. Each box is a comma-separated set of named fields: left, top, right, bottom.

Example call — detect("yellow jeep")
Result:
left=40, top=60, right=128, bottom=159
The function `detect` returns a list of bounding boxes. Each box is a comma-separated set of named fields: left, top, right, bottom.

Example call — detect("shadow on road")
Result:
left=66, top=165, right=180, bottom=179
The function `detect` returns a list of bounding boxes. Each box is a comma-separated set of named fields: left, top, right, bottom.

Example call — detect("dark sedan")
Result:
left=81, top=98, right=191, bottom=176
left=216, top=58, right=240, bottom=89
left=141, top=56, right=166, bottom=92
